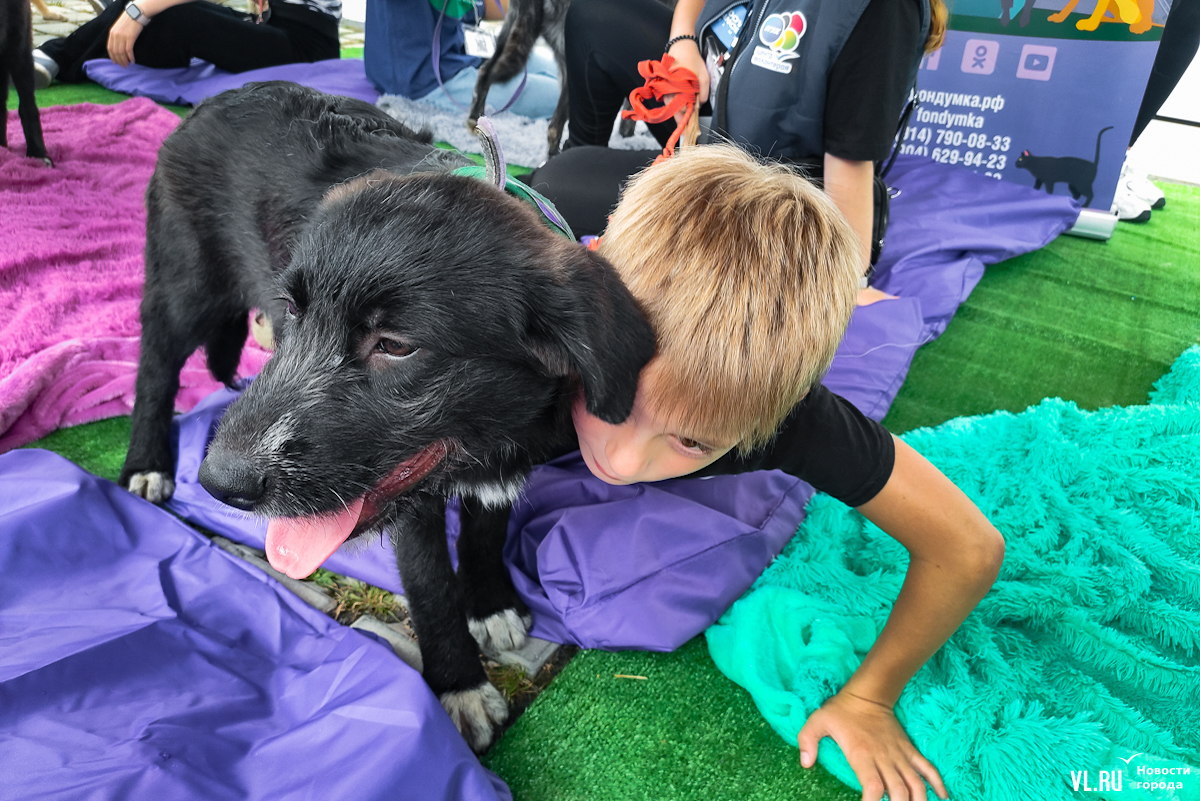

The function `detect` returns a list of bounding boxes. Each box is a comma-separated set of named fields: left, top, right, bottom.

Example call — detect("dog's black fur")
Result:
left=468, top=0, right=570, bottom=156
left=1, top=0, right=50, bottom=164
left=124, top=81, right=655, bottom=752
left=121, top=81, right=467, bottom=502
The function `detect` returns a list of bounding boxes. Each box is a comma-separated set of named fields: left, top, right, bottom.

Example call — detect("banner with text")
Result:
left=908, top=0, right=1165, bottom=211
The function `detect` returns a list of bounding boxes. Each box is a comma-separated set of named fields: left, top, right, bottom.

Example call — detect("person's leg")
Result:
left=563, top=0, right=673, bottom=147
left=1130, top=0, right=1200, bottom=144
left=37, top=0, right=321, bottom=82
left=523, top=146, right=658, bottom=236
left=418, top=63, right=562, bottom=118
left=131, top=2, right=301, bottom=73
left=263, top=4, right=341, bottom=63
left=37, top=0, right=128, bottom=83
left=525, top=44, right=557, bottom=78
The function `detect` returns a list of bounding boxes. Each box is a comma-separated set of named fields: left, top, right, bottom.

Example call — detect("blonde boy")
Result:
left=571, top=144, right=1004, bottom=801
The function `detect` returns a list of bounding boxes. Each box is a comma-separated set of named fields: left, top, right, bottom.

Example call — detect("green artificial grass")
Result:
left=482, top=639, right=858, bottom=801
left=28, top=416, right=130, bottom=483
left=884, top=183, right=1200, bottom=435
left=10, top=81, right=189, bottom=117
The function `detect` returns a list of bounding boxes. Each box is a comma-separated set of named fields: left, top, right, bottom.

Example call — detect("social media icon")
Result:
left=961, top=39, right=999, bottom=75
left=1016, top=44, right=1057, bottom=80
left=922, top=48, right=942, bottom=70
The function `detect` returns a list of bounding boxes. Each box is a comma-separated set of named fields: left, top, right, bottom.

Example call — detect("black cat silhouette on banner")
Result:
left=907, top=0, right=1165, bottom=213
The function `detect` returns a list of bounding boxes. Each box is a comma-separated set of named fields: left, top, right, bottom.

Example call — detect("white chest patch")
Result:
left=457, top=477, right=527, bottom=509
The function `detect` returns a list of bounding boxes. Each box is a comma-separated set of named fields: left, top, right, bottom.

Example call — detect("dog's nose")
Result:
left=199, top=452, right=267, bottom=510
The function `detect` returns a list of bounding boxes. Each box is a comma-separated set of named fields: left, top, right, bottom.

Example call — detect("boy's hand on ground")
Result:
left=107, top=14, right=143, bottom=68
left=797, top=690, right=948, bottom=801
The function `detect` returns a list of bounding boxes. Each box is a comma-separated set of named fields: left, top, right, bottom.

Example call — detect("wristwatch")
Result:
left=125, top=1, right=151, bottom=26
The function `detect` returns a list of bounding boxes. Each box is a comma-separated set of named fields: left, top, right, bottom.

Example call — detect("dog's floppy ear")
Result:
left=526, top=246, right=656, bottom=424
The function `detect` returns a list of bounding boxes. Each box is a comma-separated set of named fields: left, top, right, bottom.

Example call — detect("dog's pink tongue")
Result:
left=265, top=496, right=366, bottom=579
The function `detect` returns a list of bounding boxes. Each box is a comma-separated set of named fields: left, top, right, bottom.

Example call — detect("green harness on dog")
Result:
left=450, top=117, right=575, bottom=242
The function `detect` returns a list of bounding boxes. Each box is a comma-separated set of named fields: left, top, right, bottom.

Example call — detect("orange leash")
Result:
left=621, top=54, right=701, bottom=165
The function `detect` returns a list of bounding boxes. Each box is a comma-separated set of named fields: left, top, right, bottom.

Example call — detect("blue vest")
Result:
left=695, top=0, right=930, bottom=161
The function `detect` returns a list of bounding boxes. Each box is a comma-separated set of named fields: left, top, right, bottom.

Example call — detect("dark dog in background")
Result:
left=468, top=0, right=571, bottom=155
left=124, top=81, right=655, bottom=751
left=1, top=0, right=50, bottom=164
left=467, top=0, right=678, bottom=155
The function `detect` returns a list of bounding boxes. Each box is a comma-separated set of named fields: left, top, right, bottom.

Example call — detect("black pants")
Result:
left=1131, top=0, right=1200, bottom=145
left=564, top=0, right=678, bottom=148
left=524, top=146, right=659, bottom=237
left=40, top=0, right=339, bottom=84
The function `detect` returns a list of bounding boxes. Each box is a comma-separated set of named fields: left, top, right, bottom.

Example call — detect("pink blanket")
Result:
left=0, top=99, right=270, bottom=452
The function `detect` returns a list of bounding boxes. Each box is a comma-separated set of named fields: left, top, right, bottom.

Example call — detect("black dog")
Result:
left=1, top=0, right=50, bottom=164
left=124, top=82, right=655, bottom=751
left=121, top=81, right=467, bottom=503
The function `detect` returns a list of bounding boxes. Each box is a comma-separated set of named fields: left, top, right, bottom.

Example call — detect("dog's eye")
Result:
left=375, top=337, right=416, bottom=358
left=284, top=299, right=299, bottom=317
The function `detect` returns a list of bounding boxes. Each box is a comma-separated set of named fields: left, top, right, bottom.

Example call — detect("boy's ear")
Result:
left=524, top=246, right=656, bottom=424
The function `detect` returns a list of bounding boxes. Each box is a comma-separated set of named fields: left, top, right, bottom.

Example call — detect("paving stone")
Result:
left=32, top=22, right=78, bottom=35
left=352, top=615, right=424, bottom=673
left=494, top=636, right=559, bottom=676
left=210, top=535, right=337, bottom=613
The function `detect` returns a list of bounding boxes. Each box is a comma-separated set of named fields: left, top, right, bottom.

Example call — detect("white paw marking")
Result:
left=127, top=472, right=175, bottom=504
left=440, top=682, right=508, bottom=753
left=468, top=608, right=531, bottom=656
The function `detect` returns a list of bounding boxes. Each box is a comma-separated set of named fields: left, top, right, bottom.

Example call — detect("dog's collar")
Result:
left=451, top=165, right=575, bottom=241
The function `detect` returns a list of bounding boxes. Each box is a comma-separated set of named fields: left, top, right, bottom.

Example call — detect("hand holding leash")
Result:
left=621, top=54, right=701, bottom=165
left=665, top=35, right=709, bottom=114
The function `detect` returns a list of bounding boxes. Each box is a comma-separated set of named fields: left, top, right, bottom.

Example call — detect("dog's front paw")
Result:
left=440, top=682, right=508, bottom=753
left=468, top=608, right=532, bottom=656
left=126, top=471, right=176, bottom=504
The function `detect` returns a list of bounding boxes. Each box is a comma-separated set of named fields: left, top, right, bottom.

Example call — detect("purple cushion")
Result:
left=83, top=57, right=378, bottom=107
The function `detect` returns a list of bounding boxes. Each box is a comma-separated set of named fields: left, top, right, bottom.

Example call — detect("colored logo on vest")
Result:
left=758, top=11, right=806, bottom=54
left=752, top=10, right=805, bottom=73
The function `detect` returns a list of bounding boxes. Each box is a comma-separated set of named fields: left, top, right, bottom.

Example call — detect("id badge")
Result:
left=711, top=4, right=748, bottom=51
left=463, top=25, right=497, bottom=58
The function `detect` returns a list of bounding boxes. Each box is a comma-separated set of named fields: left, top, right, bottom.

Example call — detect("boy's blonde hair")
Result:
left=598, top=144, right=860, bottom=452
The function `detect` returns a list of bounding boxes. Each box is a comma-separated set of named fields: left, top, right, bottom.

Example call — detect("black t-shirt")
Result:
left=696, top=384, right=895, bottom=507
left=823, top=0, right=925, bottom=163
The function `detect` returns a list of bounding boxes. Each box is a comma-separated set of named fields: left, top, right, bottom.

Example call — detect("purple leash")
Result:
left=432, top=0, right=528, bottom=114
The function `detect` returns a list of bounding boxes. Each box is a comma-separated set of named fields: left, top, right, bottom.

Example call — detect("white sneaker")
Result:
left=31, top=49, right=59, bottom=90
left=1119, top=159, right=1166, bottom=210
left=1111, top=179, right=1152, bottom=223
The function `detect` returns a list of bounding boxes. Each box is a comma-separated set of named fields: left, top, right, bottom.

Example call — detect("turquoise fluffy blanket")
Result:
left=707, top=348, right=1200, bottom=801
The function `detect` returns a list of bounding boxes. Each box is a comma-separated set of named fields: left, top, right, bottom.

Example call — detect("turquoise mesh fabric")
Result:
left=708, top=346, right=1200, bottom=801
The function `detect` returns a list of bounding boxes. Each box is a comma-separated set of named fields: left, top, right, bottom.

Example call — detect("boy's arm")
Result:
left=797, top=435, right=1004, bottom=801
